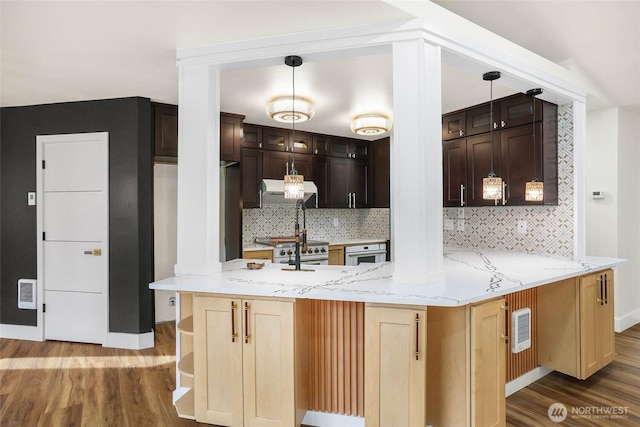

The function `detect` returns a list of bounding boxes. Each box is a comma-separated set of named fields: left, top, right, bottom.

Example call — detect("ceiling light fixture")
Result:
left=350, top=114, right=392, bottom=136
left=481, top=71, right=503, bottom=204
left=267, top=96, right=314, bottom=123
left=525, top=88, right=544, bottom=202
left=282, top=55, right=305, bottom=200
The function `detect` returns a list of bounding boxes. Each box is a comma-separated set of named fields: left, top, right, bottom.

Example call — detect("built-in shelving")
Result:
left=177, top=315, right=193, bottom=335
left=174, top=388, right=195, bottom=420
left=178, top=352, right=194, bottom=377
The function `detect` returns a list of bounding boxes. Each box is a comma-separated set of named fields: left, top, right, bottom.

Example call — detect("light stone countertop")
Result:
left=150, top=248, right=625, bottom=307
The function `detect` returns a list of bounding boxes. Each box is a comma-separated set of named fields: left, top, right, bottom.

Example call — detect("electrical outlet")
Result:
left=517, top=220, right=527, bottom=234
left=333, top=218, right=340, bottom=227
left=456, top=220, right=465, bottom=232
left=28, top=192, right=36, bottom=206
left=444, top=219, right=454, bottom=230
left=457, top=208, right=464, bottom=219
left=169, top=297, right=176, bottom=307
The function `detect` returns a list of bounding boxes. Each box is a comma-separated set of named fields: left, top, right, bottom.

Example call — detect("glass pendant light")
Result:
left=525, top=88, right=544, bottom=202
left=482, top=71, right=503, bottom=202
left=283, top=55, right=305, bottom=200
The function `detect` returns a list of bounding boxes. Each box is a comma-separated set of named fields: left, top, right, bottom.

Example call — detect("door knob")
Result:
left=84, top=249, right=102, bottom=256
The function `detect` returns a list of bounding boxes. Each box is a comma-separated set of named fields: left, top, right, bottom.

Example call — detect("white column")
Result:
left=573, top=99, right=586, bottom=258
left=175, top=63, right=222, bottom=275
left=391, top=39, right=445, bottom=285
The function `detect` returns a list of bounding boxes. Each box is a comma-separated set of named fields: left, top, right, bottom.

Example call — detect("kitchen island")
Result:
left=151, top=249, right=624, bottom=427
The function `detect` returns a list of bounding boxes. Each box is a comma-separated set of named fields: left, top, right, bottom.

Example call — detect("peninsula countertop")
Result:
left=150, top=249, right=625, bottom=307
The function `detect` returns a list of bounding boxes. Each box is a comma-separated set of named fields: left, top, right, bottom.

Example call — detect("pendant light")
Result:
left=283, top=55, right=305, bottom=200
left=525, top=88, right=544, bottom=202
left=482, top=71, right=503, bottom=202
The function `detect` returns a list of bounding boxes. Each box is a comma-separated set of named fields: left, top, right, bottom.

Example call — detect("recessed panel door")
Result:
left=38, top=132, right=108, bottom=344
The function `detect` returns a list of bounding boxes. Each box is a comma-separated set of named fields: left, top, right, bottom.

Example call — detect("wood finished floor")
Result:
left=1, top=322, right=638, bottom=426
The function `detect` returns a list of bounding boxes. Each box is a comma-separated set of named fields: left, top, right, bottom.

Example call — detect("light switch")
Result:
left=456, top=220, right=465, bottom=231
left=28, top=192, right=36, bottom=206
left=517, top=220, right=527, bottom=234
left=444, top=219, right=454, bottom=230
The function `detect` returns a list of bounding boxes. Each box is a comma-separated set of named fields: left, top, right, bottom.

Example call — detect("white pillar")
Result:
left=391, top=39, right=445, bottom=285
left=573, top=99, right=587, bottom=258
left=175, top=63, right=222, bottom=275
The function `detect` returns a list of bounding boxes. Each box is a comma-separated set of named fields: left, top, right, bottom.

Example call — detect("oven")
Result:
left=254, top=237, right=329, bottom=266
left=344, top=243, right=387, bottom=266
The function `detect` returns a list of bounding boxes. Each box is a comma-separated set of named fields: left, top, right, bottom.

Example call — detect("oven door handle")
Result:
left=346, top=250, right=387, bottom=257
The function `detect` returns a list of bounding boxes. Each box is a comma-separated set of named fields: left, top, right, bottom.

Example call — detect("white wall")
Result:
left=153, top=163, right=178, bottom=322
left=586, top=108, right=640, bottom=331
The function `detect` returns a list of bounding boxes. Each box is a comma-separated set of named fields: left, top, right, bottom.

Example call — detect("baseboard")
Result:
left=105, top=330, right=155, bottom=349
left=506, top=366, right=553, bottom=397
left=301, top=411, right=364, bottom=427
left=0, top=323, right=43, bottom=341
left=615, top=309, right=640, bottom=333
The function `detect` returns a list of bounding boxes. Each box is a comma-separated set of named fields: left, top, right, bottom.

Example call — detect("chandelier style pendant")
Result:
left=481, top=71, right=503, bottom=203
left=525, top=88, right=544, bottom=202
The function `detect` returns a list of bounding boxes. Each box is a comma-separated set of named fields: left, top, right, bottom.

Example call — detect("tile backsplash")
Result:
left=443, top=103, right=575, bottom=256
left=243, top=206, right=390, bottom=246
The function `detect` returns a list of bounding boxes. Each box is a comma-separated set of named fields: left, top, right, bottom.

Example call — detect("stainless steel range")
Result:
left=255, top=237, right=329, bottom=266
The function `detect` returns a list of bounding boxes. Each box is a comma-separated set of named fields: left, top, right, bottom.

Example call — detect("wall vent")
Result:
left=18, top=279, right=37, bottom=310
left=511, top=307, right=531, bottom=353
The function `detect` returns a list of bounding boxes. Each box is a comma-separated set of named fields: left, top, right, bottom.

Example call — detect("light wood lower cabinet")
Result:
left=193, top=295, right=307, bottom=427
left=538, top=269, right=614, bottom=380
left=427, top=298, right=506, bottom=427
left=364, top=304, right=427, bottom=427
left=242, top=249, right=273, bottom=262
left=328, top=245, right=344, bottom=265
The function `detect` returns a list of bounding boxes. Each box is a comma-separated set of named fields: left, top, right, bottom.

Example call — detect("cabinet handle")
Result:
left=415, top=313, right=420, bottom=361
left=597, top=275, right=603, bottom=305
left=459, top=130, right=464, bottom=137
left=502, top=181, right=507, bottom=206
left=231, top=301, right=237, bottom=342
left=604, top=273, right=608, bottom=304
left=501, top=120, right=506, bottom=128
left=503, top=302, right=509, bottom=343
left=286, top=161, right=289, bottom=175
left=493, top=122, right=499, bottom=130
left=352, top=192, right=356, bottom=208
left=259, top=190, right=262, bottom=209
left=259, top=142, right=262, bottom=148
left=348, top=193, right=351, bottom=208
left=314, top=148, right=318, bottom=154
left=460, top=184, right=465, bottom=207
left=244, top=302, right=250, bottom=343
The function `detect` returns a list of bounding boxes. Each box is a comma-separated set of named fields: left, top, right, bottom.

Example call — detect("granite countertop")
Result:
left=150, top=248, right=625, bottom=307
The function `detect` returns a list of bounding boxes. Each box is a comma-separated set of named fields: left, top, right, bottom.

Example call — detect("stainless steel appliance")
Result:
left=255, top=237, right=329, bottom=266
left=344, top=243, right=387, bottom=266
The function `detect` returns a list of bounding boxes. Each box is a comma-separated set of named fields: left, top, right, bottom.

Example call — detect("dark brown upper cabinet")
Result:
left=153, top=103, right=178, bottom=158
left=220, top=112, right=244, bottom=163
left=242, top=123, right=263, bottom=149
left=312, top=134, right=332, bottom=156
left=443, top=138, right=467, bottom=207
left=500, top=95, right=543, bottom=129
left=370, top=137, right=390, bottom=208
left=241, top=148, right=263, bottom=209
left=332, top=137, right=369, bottom=160
left=442, top=111, right=466, bottom=140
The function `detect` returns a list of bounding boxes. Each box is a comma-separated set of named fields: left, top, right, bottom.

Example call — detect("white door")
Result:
left=37, top=132, right=109, bottom=344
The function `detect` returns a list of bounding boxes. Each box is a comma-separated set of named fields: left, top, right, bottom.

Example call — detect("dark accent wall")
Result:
left=0, top=97, right=154, bottom=334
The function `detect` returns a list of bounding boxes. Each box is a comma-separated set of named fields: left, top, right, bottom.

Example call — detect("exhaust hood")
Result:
left=261, top=179, right=318, bottom=207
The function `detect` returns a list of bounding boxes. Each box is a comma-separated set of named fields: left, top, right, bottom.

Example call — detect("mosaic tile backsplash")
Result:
left=243, top=206, right=390, bottom=246
left=444, top=104, right=575, bottom=256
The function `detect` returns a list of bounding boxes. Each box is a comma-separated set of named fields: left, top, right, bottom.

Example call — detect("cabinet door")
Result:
left=313, top=156, right=331, bottom=208
left=292, top=130, right=313, bottom=154
left=466, top=103, right=498, bottom=137
left=331, top=137, right=351, bottom=158
left=500, top=95, right=541, bottom=129
left=263, top=151, right=312, bottom=181
left=262, top=127, right=290, bottom=151
left=154, top=103, right=178, bottom=157
left=371, top=137, right=390, bottom=208
left=312, top=134, right=332, bottom=156
left=193, top=296, right=244, bottom=426
left=443, top=111, right=466, bottom=140
left=242, top=148, right=263, bottom=208
left=443, top=139, right=467, bottom=207
left=351, top=139, right=369, bottom=160
left=365, top=305, right=426, bottom=427
left=470, top=298, right=506, bottom=427
left=243, top=123, right=263, bottom=149
left=466, top=133, right=502, bottom=206
left=243, top=299, right=295, bottom=427
left=579, top=271, right=615, bottom=379
left=331, top=158, right=350, bottom=208
left=500, top=123, right=542, bottom=205
left=220, top=113, right=244, bottom=162
left=350, top=159, right=368, bottom=208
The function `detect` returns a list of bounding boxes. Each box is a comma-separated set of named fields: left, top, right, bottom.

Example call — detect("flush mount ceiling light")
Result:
left=267, top=96, right=314, bottom=123
left=281, top=55, right=305, bottom=200
left=350, top=114, right=393, bottom=136
left=525, top=88, right=544, bottom=202
left=481, top=71, right=504, bottom=203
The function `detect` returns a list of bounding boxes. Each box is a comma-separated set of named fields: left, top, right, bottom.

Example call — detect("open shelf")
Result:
left=174, top=388, right=195, bottom=420
left=178, top=352, right=194, bottom=377
left=177, top=315, right=193, bottom=335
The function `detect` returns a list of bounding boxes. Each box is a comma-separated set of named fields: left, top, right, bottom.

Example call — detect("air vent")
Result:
left=18, top=279, right=37, bottom=310
left=511, top=307, right=531, bottom=353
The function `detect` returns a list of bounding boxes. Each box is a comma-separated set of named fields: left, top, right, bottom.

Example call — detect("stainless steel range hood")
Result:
left=261, top=179, right=318, bottom=207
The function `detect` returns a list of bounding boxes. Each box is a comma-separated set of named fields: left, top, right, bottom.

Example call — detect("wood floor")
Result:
left=1, top=322, right=638, bottom=426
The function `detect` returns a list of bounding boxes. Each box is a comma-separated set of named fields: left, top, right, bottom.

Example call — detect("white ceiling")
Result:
left=1, top=1, right=638, bottom=140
